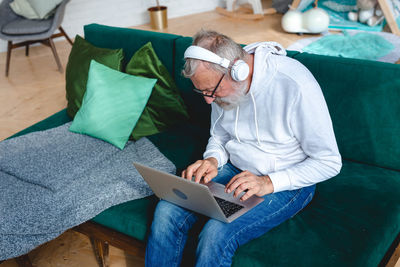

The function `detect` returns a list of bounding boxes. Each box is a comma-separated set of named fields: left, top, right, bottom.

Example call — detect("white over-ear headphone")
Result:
left=184, top=45, right=249, bottom=82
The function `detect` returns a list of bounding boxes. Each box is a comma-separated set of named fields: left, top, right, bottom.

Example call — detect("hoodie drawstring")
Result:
left=211, top=108, right=226, bottom=152
left=235, top=106, right=241, bottom=143
left=250, top=92, right=261, bottom=146
left=212, top=109, right=223, bottom=136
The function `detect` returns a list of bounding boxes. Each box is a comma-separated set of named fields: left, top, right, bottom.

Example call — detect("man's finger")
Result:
left=203, top=169, right=218, bottom=183
left=225, top=173, right=250, bottom=193
left=233, top=181, right=252, bottom=198
left=185, top=161, right=202, bottom=180
left=225, top=172, right=245, bottom=192
left=194, top=163, right=209, bottom=183
left=240, top=187, right=258, bottom=202
left=185, top=166, right=194, bottom=180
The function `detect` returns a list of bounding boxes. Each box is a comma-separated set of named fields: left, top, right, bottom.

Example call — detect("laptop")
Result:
left=133, top=162, right=264, bottom=223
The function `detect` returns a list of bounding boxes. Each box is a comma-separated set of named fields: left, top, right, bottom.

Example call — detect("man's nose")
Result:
left=204, top=96, right=215, bottom=104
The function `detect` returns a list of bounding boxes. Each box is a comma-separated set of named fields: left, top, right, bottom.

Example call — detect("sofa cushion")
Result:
left=69, top=60, right=156, bottom=149
left=84, top=24, right=181, bottom=75
left=232, top=161, right=400, bottom=267
left=92, top=159, right=400, bottom=267
left=125, top=42, right=189, bottom=141
left=65, top=35, right=124, bottom=118
left=290, top=53, right=400, bottom=171
left=92, top=196, right=158, bottom=242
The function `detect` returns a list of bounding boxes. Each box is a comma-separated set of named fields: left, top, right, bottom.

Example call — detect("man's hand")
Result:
left=225, top=171, right=274, bottom=201
left=181, top=158, right=218, bottom=183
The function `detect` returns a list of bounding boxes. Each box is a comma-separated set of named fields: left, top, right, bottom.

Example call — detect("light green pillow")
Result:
left=29, top=0, right=63, bottom=19
left=69, top=60, right=157, bottom=149
left=9, top=0, right=40, bottom=19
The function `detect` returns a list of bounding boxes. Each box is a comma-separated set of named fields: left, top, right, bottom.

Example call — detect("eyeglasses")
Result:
left=192, top=74, right=225, bottom=98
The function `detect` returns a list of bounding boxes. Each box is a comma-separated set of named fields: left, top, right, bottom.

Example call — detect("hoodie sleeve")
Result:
left=203, top=104, right=230, bottom=167
left=268, top=80, right=342, bottom=193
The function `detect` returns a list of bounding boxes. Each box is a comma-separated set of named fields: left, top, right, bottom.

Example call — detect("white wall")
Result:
left=0, top=0, right=222, bottom=52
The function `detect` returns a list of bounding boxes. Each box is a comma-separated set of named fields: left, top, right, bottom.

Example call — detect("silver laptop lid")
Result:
left=133, top=162, right=229, bottom=222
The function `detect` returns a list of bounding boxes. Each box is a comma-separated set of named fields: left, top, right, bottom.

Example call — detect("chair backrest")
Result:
left=0, top=0, right=19, bottom=30
left=47, top=0, right=69, bottom=37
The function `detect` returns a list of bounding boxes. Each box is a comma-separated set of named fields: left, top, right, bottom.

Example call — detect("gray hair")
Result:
left=182, top=29, right=247, bottom=79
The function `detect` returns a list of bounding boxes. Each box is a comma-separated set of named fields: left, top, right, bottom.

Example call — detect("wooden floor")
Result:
left=1, top=5, right=400, bottom=267
left=0, top=40, right=69, bottom=141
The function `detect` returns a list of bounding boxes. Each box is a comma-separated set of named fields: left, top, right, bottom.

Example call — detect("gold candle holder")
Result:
left=148, top=6, right=168, bottom=30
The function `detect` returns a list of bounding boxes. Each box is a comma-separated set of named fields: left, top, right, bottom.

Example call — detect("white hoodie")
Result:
left=203, top=42, right=342, bottom=193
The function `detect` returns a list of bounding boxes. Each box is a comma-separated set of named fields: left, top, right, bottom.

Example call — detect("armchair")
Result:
left=0, top=0, right=73, bottom=76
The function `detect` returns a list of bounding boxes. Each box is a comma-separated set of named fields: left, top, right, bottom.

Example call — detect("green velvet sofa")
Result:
left=10, top=24, right=400, bottom=267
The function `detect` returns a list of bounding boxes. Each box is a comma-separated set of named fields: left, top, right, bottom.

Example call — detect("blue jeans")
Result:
left=145, top=163, right=316, bottom=267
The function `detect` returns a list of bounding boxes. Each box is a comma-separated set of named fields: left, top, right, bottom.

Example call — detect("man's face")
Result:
left=191, top=63, right=248, bottom=110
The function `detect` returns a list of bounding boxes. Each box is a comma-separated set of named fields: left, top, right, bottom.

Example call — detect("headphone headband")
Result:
left=183, top=45, right=249, bottom=82
left=184, top=46, right=230, bottom=69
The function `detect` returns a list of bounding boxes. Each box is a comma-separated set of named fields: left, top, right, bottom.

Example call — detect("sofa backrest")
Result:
left=84, top=24, right=181, bottom=76
left=82, top=24, right=400, bottom=171
left=289, top=53, right=400, bottom=170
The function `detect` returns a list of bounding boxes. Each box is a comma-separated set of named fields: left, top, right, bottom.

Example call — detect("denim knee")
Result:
left=151, top=201, right=175, bottom=233
left=152, top=200, right=198, bottom=235
left=196, top=220, right=237, bottom=267
left=146, top=201, right=196, bottom=267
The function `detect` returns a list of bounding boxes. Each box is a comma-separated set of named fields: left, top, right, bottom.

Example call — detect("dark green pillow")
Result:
left=65, top=35, right=124, bottom=118
left=125, top=42, right=189, bottom=140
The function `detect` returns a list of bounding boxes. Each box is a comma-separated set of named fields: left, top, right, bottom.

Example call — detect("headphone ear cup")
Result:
left=231, top=60, right=249, bottom=82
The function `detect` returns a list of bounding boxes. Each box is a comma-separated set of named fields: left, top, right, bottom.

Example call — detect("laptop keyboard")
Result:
left=214, top=196, right=244, bottom=218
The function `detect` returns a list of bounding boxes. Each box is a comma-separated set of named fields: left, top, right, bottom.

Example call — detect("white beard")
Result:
left=215, top=81, right=248, bottom=110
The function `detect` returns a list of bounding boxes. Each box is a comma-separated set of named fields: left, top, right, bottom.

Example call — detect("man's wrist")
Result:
left=205, top=157, right=218, bottom=168
left=262, top=175, right=274, bottom=195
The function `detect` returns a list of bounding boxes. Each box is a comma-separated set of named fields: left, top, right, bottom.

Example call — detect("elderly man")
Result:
left=145, top=30, right=342, bottom=267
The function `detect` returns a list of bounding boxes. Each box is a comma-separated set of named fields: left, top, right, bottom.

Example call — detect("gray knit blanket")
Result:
left=0, top=122, right=175, bottom=260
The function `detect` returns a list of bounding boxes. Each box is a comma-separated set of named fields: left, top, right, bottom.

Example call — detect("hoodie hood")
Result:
left=243, top=42, right=286, bottom=96
left=243, top=41, right=286, bottom=56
